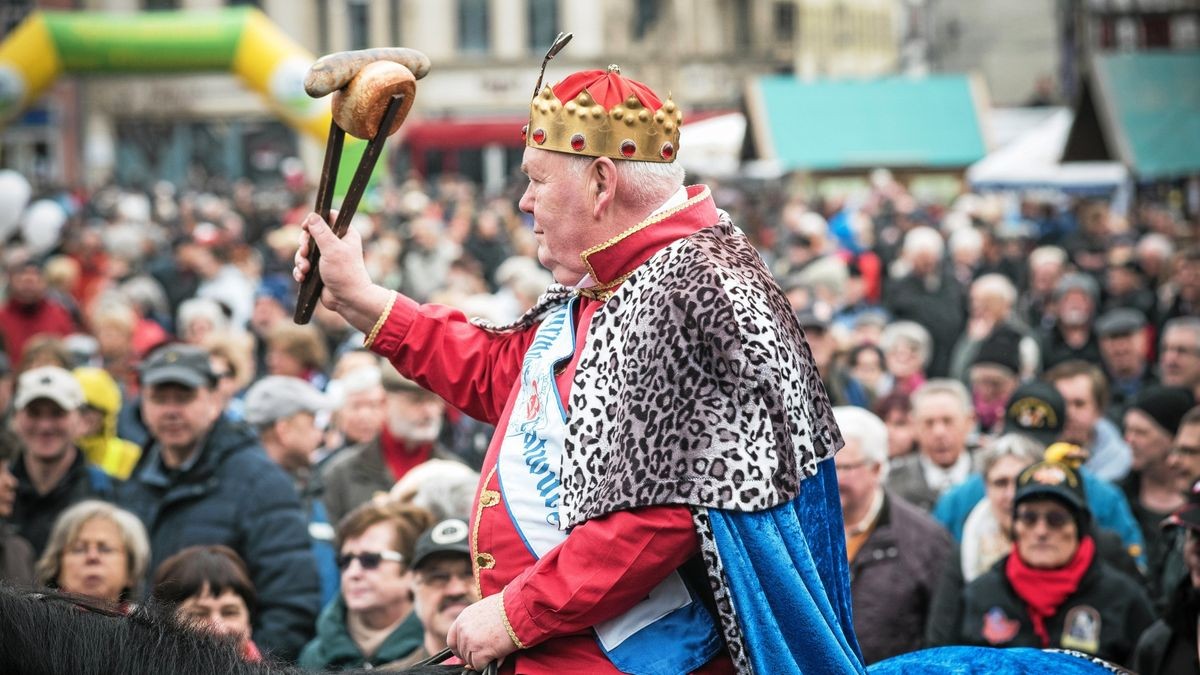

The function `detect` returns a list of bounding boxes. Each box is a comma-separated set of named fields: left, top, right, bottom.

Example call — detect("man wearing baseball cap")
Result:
left=385, top=517, right=480, bottom=668
left=244, top=375, right=339, bottom=607
left=8, top=366, right=114, bottom=555
left=115, top=344, right=320, bottom=660
left=1133, top=479, right=1200, bottom=673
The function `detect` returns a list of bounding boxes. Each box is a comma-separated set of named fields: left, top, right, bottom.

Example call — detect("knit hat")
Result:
left=972, top=326, right=1022, bottom=375
left=1003, top=381, right=1066, bottom=448
left=1128, top=386, right=1196, bottom=437
left=1014, top=460, right=1090, bottom=533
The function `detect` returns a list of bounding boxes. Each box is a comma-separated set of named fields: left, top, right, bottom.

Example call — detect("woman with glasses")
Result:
left=299, top=501, right=433, bottom=670
left=933, top=460, right=1154, bottom=668
left=34, top=500, right=149, bottom=607
left=151, top=544, right=261, bottom=661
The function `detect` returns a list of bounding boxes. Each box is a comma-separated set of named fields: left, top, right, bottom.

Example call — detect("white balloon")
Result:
left=21, top=199, right=67, bottom=255
left=0, top=169, right=32, bottom=241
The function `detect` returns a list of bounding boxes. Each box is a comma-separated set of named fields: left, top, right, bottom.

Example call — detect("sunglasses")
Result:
left=336, top=550, right=404, bottom=571
left=1015, top=509, right=1073, bottom=529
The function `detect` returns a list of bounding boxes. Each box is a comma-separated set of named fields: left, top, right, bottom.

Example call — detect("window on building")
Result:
left=143, top=0, right=180, bottom=9
left=774, top=1, right=796, bottom=43
left=459, top=0, right=490, bottom=55
left=634, top=0, right=660, bottom=40
left=227, top=0, right=262, bottom=7
left=528, top=0, right=558, bottom=52
left=348, top=0, right=370, bottom=50
left=390, top=0, right=404, bottom=47
left=732, top=0, right=751, bottom=49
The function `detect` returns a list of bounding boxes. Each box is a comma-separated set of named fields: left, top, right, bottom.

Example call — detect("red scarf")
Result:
left=380, top=427, right=433, bottom=481
left=1005, top=535, right=1095, bottom=647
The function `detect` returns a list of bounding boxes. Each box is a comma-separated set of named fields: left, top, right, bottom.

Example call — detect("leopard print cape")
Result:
left=474, top=213, right=842, bottom=672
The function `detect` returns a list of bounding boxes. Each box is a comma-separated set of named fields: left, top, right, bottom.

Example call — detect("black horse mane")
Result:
left=0, top=584, right=461, bottom=675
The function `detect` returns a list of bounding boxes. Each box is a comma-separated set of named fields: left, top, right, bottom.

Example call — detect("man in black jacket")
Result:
left=1133, top=480, right=1200, bottom=674
left=115, top=344, right=319, bottom=661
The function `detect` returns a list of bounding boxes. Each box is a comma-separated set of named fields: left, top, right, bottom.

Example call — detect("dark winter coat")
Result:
left=115, top=417, right=320, bottom=661
left=850, top=491, right=952, bottom=664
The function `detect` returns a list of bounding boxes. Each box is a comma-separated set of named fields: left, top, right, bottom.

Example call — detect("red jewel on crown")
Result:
left=521, top=124, right=529, bottom=141
left=532, top=128, right=547, bottom=145
left=660, top=142, right=674, bottom=160
left=570, top=133, right=586, bottom=151
left=620, top=140, right=637, bottom=157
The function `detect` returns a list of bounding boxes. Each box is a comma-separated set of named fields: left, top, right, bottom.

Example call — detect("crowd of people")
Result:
left=0, top=158, right=1197, bottom=672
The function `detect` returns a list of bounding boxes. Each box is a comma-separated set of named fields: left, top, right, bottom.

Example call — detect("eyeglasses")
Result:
left=337, top=550, right=404, bottom=571
left=66, top=541, right=124, bottom=557
left=1015, top=509, right=1073, bottom=529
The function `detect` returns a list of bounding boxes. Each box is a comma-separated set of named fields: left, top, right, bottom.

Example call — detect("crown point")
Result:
left=565, top=101, right=577, bottom=114
left=611, top=107, right=624, bottom=120
left=625, top=96, right=640, bottom=109
left=590, top=105, right=604, bottom=119
left=663, top=100, right=676, bottom=113
left=638, top=109, right=650, bottom=122
left=607, top=64, right=621, bottom=73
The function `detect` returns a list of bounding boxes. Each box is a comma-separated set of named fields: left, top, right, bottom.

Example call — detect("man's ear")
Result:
left=587, top=157, right=618, bottom=219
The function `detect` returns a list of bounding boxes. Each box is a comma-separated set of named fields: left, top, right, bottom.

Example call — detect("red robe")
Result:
left=0, top=297, right=76, bottom=363
left=370, top=186, right=734, bottom=674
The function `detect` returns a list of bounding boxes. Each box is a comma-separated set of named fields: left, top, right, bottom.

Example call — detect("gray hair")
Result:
left=832, top=406, right=890, bottom=480
left=1136, top=233, right=1174, bottom=262
left=971, top=273, right=1018, bottom=308
left=1028, top=246, right=1067, bottom=269
left=566, top=155, right=685, bottom=209
left=389, top=459, right=481, bottom=521
left=880, top=320, right=934, bottom=369
left=35, top=500, right=151, bottom=599
left=911, top=378, right=974, bottom=418
left=177, top=297, right=229, bottom=338
left=1164, top=317, right=1200, bottom=348
left=949, top=227, right=984, bottom=256
left=901, top=226, right=945, bottom=260
left=978, top=433, right=1045, bottom=478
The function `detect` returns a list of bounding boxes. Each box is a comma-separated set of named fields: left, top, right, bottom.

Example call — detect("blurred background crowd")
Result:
left=1, top=0, right=1199, bottom=673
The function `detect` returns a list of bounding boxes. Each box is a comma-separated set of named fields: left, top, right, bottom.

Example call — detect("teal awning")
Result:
left=1066, top=51, right=1200, bottom=180
left=745, top=74, right=988, bottom=171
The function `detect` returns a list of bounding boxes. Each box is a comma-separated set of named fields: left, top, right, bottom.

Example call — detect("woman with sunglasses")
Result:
left=939, top=460, right=1154, bottom=668
left=299, top=501, right=433, bottom=671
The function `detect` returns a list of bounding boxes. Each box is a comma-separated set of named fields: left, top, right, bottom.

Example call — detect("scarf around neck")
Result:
left=1005, top=535, right=1095, bottom=647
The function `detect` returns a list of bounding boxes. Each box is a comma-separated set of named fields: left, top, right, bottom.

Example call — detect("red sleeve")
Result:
left=501, top=505, right=699, bottom=648
left=368, top=294, right=537, bottom=424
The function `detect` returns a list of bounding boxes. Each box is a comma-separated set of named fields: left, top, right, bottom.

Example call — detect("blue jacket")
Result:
left=932, top=468, right=1147, bottom=568
left=115, top=417, right=320, bottom=661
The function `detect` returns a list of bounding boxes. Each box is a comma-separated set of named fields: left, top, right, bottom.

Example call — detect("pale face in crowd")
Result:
left=518, top=147, right=595, bottom=285
left=1168, top=422, right=1200, bottom=488
left=340, top=522, right=412, bottom=617
left=1099, top=331, right=1146, bottom=379
left=1123, top=408, right=1175, bottom=474
left=1053, top=374, right=1102, bottom=446
left=885, top=340, right=923, bottom=381
left=57, top=516, right=130, bottom=603
left=1056, top=290, right=1094, bottom=328
left=913, top=392, right=974, bottom=468
left=411, top=554, right=479, bottom=652
left=834, top=435, right=882, bottom=522
left=985, top=456, right=1027, bottom=535
left=386, top=389, right=445, bottom=443
left=14, top=399, right=82, bottom=465
left=1014, top=498, right=1080, bottom=569
left=176, top=584, right=252, bottom=648
left=883, top=407, right=916, bottom=459
left=850, top=348, right=886, bottom=395
left=141, top=383, right=221, bottom=459
left=337, top=386, right=387, bottom=445
left=273, top=412, right=324, bottom=469
left=1161, top=326, right=1200, bottom=390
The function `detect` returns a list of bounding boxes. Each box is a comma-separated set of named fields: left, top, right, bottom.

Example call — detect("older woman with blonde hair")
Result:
left=265, top=323, right=329, bottom=389
left=35, top=500, right=150, bottom=606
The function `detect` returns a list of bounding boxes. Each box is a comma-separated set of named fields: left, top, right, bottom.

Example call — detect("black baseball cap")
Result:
left=410, top=518, right=471, bottom=570
left=1003, top=381, right=1066, bottom=447
left=139, top=343, right=215, bottom=389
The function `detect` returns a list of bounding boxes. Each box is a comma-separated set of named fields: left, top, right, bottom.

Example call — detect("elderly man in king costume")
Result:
left=295, top=52, right=860, bottom=674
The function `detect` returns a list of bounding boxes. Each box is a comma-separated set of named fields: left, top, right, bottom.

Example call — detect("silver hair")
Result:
left=949, top=227, right=984, bottom=255
left=978, top=433, right=1045, bottom=478
left=565, top=155, right=685, bottom=208
left=1164, top=317, right=1200, bottom=348
left=880, top=320, right=934, bottom=369
left=911, top=378, right=974, bottom=418
left=832, top=406, right=890, bottom=481
left=177, top=297, right=229, bottom=337
left=902, top=226, right=945, bottom=260
left=971, top=273, right=1018, bottom=308
left=35, top=500, right=151, bottom=599
left=1028, top=246, right=1067, bottom=269
left=389, top=459, right=481, bottom=521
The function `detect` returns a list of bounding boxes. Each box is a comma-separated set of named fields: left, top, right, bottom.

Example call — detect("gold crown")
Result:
left=523, top=66, right=682, bottom=163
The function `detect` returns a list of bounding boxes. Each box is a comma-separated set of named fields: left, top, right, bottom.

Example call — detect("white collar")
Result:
left=919, top=451, right=971, bottom=494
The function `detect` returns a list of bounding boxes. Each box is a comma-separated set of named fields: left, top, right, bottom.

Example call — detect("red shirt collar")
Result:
left=579, top=185, right=716, bottom=289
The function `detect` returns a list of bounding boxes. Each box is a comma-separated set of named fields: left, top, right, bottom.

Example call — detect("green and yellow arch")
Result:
left=0, top=7, right=331, bottom=140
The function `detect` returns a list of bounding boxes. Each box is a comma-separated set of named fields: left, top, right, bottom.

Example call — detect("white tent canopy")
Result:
left=968, top=108, right=1128, bottom=194
left=678, top=112, right=746, bottom=178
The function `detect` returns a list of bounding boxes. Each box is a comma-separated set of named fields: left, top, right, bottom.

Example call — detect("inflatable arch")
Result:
left=0, top=7, right=330, bottom=140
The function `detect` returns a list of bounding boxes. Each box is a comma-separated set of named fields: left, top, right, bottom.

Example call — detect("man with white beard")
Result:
left=320, top=364, right=456, bottom=524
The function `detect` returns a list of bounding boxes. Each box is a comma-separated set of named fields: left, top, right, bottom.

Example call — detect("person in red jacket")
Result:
left=0, top=252, right=76, bottom=363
